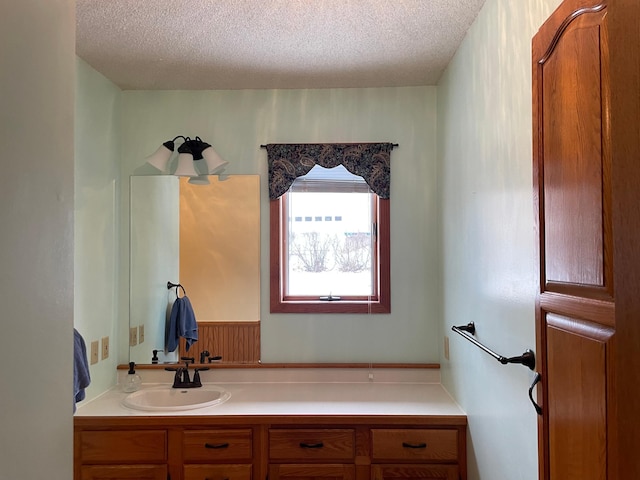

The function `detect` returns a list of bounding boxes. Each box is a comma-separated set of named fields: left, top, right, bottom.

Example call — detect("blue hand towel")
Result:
left=166, top=296, right=198, bottom=353
left=73, top=329, right=91, bottom=412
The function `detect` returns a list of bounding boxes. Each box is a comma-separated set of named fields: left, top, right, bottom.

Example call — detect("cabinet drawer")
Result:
left=372, top=465, right=459, bottom=480
left=80, top=465, right=168, bottom=480
left=371, top=429, right=458, bottom=462
left=270, top=464, right=356, bottom=480
left=183, top=429, right=252, bottom=462
left=269, top=429, right=354, bottom=461
left=184, top=464, right=252, bottom=480
left=80, top=430, right=167, bottom=463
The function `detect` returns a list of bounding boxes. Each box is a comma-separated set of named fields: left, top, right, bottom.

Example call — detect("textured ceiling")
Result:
left=76, top=0, right=486, bottom=90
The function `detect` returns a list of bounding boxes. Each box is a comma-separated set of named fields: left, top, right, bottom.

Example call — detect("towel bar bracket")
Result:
left=167, top=281, right=186, bottom=297
left=500, top=349, right=536, bottom=370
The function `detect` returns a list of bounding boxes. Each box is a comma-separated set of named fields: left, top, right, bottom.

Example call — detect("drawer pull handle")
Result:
left=205, top=478, right=229, bottom=480
left=402, top=442, right=427, bottom=449
left=299, top=441, right=324, bottom=449
left=205, top=442, right=230, bottom=449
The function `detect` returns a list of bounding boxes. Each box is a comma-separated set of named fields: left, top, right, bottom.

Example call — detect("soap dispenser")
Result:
left=123, top=362, right=142, bottom=392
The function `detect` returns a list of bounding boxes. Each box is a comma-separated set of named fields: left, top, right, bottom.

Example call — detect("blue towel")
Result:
left=166, top=296, right=198, bottom=352
left=73, top=329, right=91, bottom=412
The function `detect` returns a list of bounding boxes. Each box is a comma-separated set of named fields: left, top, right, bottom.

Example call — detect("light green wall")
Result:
left=119, top=87, right=440, bottom=364
left=437, top=0, right=562, bottom=478
left=75, top=57, right=122, bottom=399
left=73, top=2, right=573, bottom=475
left=0, top=1, right=75, bottom=478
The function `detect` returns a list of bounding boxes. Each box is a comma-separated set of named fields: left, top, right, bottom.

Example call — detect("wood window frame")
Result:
left=270, top=195, right=390, bottom=314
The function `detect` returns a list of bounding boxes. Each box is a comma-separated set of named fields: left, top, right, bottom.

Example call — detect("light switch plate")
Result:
left=129, top=327, right=138, bottom=346
left=101, top=336, right=109, bottom=360
left=90, top=340, right=99, bottom=365
left=138, top=324, right=145, bottom=344
left=444, top=336, right=450, bottom=361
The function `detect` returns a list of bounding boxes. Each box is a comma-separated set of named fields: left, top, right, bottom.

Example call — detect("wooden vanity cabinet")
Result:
left=181, top=428, right=254, bottom=480
left=371, top=465, right=458, bottom=480
left=75, top=418, right=466, bottom=480
left=80, top=465, right=168, bottom=480
left=370, top=428, right=462, bottom=480
left=268, top=428, right=356, bottom=480
left=76, top=428, right=168, bottom=480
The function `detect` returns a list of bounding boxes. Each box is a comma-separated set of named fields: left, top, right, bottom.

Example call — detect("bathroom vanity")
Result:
left=74, top=369, right=467, bottom=480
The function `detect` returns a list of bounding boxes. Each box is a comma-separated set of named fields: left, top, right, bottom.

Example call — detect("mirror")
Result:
left=129, top=175, right=260, bottom=365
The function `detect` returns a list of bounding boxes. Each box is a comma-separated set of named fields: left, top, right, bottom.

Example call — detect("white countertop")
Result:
left=75, top=368, right=466, bottom=419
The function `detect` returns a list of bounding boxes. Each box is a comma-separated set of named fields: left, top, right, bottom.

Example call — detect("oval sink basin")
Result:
left=122, top=386, right=231, bottom=411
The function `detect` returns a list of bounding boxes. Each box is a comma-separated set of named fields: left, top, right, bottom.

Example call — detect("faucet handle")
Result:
left=181, top=356, right=195, bottom=364
left=192, top=367, right=209, bottom=387
left=181, top=367, right=191, bottom=384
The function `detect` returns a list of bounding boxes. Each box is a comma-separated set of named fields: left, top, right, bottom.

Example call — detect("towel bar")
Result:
left=451, top=322, right=536, bottom=370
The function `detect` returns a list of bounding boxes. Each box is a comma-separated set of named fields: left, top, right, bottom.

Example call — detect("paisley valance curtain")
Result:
left=266, top=143, right=393, bottom=200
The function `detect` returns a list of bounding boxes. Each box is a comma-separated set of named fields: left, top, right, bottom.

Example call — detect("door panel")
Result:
left=541, top=22, right=605, bottom=289
left=546, top=315, right=611, bottom=479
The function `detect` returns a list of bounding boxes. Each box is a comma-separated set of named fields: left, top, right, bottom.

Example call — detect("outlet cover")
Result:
left=101, top=336, right=109, bottom=360
left=138, top=324, right=145, bottom=344
left=90, top=340, right=99, bottom=365
left=129, top=327, right=138, bottom=346
left=444, top=336, right=450, bottom=361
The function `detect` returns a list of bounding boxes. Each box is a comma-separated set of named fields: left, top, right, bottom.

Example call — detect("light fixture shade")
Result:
left=146, top=142, right=174, bottom=172
left=188, top=175, right=211, bottom=185
left=201, top=146, right=229, bottom=174
left=174, top=153, right=198, bottom=177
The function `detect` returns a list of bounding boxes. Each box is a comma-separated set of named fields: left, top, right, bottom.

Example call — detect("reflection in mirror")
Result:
left=129, top=175, right=260, bottom=365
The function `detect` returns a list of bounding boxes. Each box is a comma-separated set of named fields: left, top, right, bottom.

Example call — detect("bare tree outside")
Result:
left=332, top=232, right=371, bottom=272
left=289, top=232, right=333, bottom=272
left=286, top=182, right=375, bottom=296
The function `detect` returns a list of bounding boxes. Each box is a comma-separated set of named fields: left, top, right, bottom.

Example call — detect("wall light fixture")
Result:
left=146, top=136, right=228, bottom=184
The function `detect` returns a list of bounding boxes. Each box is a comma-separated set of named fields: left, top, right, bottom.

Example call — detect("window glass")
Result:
left=287, top=189, right=374, bottom=297
left=270, top=165, right=390, bottom=314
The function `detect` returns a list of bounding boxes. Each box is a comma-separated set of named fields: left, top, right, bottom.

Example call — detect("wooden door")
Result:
left=533, top=0, right=640, bottom=479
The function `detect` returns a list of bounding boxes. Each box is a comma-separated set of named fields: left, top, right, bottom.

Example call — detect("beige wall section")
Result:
left=180, top=176, right=260, bottom=322
left=120, top=87, right=439, bottom=364
left=437, top=0, right=562, bottom=479
left=75, top=57, right=122, bottom=400
left=0, top=1, right=75, bottom=479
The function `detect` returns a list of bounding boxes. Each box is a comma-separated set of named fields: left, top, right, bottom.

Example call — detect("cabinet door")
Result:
left=80, top=465, right=167, bottom=480
left=532, top=1, right=613, bottom=479
left=372, top=465, right=458, bottom=480
left=269, top=464, right=355, bottom=480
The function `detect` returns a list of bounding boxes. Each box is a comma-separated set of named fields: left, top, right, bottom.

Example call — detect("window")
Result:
left=270, top=165, right=390, bottom=313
